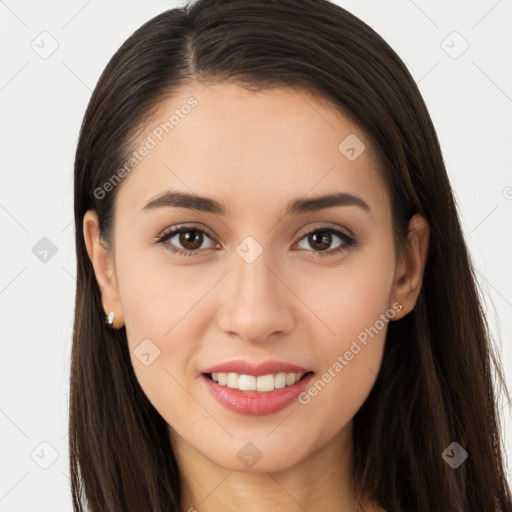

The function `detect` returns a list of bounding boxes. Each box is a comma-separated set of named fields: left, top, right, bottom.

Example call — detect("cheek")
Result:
left=293, top=243, right=395, bottom=426
left=116, top=243, right=213, bottom=340
left=114, top=247, right=210, bottom=416
left=297, top=238, right=396, bottom=351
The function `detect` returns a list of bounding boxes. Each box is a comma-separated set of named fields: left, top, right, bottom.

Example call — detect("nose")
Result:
left=216, top=254, right=295, bottom=344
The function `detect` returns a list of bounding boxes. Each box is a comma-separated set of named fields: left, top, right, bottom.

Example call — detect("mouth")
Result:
left=200, top=370, right=316, bottom=415
left=203, top=370, right=315, bottom=392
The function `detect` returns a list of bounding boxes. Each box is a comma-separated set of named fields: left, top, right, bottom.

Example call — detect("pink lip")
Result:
left=200, top=372, right=315, bottom=416
left=202, top=358, right=312, bottom=377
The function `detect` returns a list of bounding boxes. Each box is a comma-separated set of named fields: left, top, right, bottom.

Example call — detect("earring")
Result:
left=105, top=311, right=115, bottom=327
left=390, top=302, right=404, bottom=322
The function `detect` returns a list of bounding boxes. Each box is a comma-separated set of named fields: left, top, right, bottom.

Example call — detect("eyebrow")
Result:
left=142, top=189, right=371, bottom=216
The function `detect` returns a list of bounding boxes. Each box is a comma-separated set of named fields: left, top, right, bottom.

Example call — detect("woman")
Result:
left=69, top=0, right=512, bottom=510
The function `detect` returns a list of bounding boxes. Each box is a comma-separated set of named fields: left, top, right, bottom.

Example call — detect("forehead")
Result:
left=116, top=81, right=389, bottom=219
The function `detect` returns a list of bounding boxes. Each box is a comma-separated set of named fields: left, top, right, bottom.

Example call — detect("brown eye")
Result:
left=157, top=224, right=356, bottom=258
left=157, top=225, right=217, bottom=256
left=296, top=226, right=356, bottom=256
left=177, top=229, right=204, bottom=251
left=307, top=230, right=333, bottom=251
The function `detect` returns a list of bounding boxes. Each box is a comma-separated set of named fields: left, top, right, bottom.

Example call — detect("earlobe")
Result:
left=82, top=210, right=125, bottom=328
left=390, top=213, right=430, bottom=321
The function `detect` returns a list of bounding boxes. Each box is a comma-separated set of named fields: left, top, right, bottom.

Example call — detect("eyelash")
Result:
left=155, top=224, right=357, bottom=258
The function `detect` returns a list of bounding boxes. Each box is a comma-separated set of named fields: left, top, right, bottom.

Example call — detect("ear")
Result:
left=390, top=213, right=430, bottom=320
left=83, top=210, right=125, bottom=328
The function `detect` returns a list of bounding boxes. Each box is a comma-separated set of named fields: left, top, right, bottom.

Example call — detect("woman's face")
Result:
left=86, top=82, right=421, bottom=473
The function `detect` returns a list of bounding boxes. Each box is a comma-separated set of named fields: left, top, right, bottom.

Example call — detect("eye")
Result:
left=156, top=225, right=218, bottom=257
left=156, top=223, right=357, bottom=258
left=295, top=225, right=356, bottom=257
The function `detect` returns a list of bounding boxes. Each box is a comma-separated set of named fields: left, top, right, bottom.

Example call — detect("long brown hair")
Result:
left=69, top=0, right=512, bottom=510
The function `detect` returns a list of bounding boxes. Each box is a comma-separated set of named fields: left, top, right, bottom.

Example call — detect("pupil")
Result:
left=311, top=231, right=331, bottom=251
left=180, top=230, right=202, bottom=250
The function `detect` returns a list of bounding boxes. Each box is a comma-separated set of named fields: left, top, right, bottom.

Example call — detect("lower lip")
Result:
left=200, top=372, right=315, bottom=416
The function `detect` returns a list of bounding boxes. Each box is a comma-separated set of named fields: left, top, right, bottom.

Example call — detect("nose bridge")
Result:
left=233, top=246, right=277, bottom=301
left=217, top=243, right=293, bottom=341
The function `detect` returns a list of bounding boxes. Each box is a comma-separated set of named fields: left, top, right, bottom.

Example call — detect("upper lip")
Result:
left=202, top=359, right=313, bottom=377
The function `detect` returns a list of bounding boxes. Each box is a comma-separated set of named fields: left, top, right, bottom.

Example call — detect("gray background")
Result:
left=0, top=0, right=511, bottom=510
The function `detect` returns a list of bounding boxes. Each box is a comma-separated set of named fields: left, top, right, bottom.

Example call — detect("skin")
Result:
left=83, top=82, right=429, bottom=512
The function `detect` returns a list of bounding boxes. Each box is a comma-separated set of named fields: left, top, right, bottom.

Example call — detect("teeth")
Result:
left=210, top=372, right=305, bottom=392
